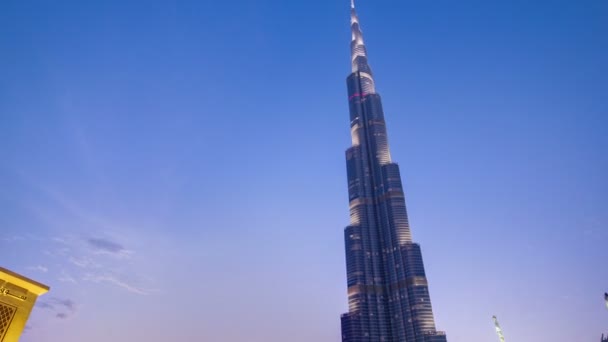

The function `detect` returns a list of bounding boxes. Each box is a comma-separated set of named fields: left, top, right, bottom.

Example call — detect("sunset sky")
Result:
left=1, top=0, right=607, bottom=341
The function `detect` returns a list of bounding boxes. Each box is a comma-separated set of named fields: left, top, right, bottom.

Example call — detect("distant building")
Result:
left=0, top=267, right=49, bottom=342
left=602, top=333, right=608, bottom=342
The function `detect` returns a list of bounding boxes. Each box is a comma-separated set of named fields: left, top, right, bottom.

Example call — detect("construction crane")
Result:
left=493, top=316, right=506, bottom=342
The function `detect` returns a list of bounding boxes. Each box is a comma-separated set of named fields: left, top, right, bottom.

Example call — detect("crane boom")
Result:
left=493, top=316, right=506, bottom=342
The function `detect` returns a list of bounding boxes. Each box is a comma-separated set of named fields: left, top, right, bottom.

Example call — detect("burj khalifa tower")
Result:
left=340, top=2, right=448, bottom=341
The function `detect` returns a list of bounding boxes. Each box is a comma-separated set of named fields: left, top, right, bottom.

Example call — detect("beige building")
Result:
left=0, top=267, right=49, bottom=342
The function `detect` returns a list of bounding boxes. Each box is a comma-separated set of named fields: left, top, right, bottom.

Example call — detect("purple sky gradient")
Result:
left=1, top=0, right=607, bottom=341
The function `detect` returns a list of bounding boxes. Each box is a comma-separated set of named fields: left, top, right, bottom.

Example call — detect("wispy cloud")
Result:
left=87, top=237, right=133, bottom=258
left=68, top=256, right=99, bottom=269
left=0, top=235, right=25, bottom=242
left=27, top=265, right=49, bottom=273
left=83, top=273, right=156, bottom=295
left=37, top=302, right=54, bottom=310
left=55, top=298, right=76, bottom=311
left=58, top=270, right=78, bottom=284
left=13, top=186, right=160, bottom=297
left=38, top=297, right=77, bottom=320
left=44, top=234, right=155, bottom=295
left=87, top=237, right=124, bottom=253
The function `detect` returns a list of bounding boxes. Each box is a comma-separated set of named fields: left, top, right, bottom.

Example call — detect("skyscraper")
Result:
left=340, top=2, right=448, bottom=341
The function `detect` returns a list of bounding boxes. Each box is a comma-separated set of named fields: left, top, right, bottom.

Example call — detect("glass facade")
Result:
left=340, top=2, right=447, bottom=341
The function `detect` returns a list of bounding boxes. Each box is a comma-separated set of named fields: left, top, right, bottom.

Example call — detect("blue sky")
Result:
left=1, top=0, right=607, bottom=341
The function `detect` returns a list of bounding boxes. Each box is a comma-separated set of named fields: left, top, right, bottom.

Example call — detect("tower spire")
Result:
left=349, top=0, right=376, bottom=93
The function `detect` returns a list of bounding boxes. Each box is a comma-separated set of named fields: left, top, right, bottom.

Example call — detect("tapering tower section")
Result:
left=349, top=0, right=376, bottom=95
left=340, top=2, right=447, bottom=341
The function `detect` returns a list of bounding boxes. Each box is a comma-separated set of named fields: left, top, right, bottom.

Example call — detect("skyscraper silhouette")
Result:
left=340, top=2, right=448, bottom=341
